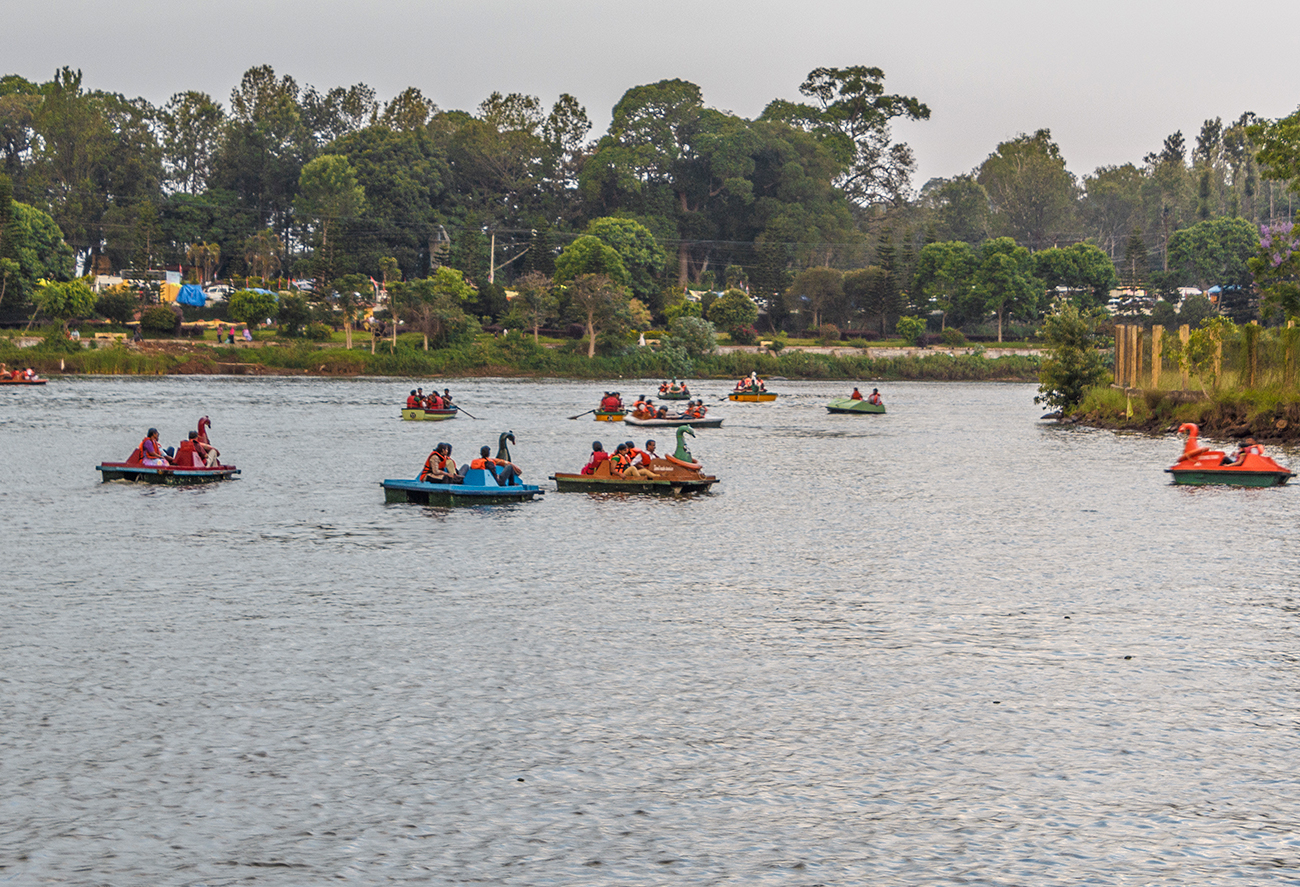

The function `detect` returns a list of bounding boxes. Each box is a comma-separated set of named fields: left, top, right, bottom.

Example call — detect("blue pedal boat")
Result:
left=381, top=467, right=543, bottom=506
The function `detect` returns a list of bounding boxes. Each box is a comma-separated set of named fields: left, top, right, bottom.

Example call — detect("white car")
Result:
left=203, top=284, right=235, bottom=300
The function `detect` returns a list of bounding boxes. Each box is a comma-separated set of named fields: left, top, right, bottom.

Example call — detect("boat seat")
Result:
left=461, top=468, right=501, bottom=487
left=591, top=459, right=614, bottom=478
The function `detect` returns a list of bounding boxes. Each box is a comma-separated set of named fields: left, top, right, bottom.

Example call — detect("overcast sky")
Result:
left=8, top=0, right=1300, bottom=188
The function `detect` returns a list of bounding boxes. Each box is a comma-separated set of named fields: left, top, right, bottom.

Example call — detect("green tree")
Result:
left=565, top=273, right=632, bottom=358
left=1034, top=305, right=1109, bottom=412
left=974, top=237, right=1040, bottom=342
left=160, top=91, right=225, bottom=194
left=329, top=272, right=373, bottom=348
left=762, top=65, right=930, bottom=207
left=34, top=277, right=95, bottom=332
left=1032, top=242, right=1118, bottom=311
left=95, top=285, right=139, bottom=324
left=1081, top=164, right=1146, bottom=260
left=297, top=154, right=366, bottom=284
left=913, top=240, right=978, bottom=329
left=977, top=129, right=1077, bottom=248
left=584, top=216, right=665, bottom=309
left=276, top=291, right=311, bottom=336
left=706, top=287, right=759, bottom=332
left=392, top=266, right=476, bottom=349
left=1166, top=217, right=1258, bottom=292
left=784, top=266, right=844, bottom=329
left=228, top=288, right=278, bottom=329
left=243, top=229, right=282, bottom=283
left=0, top=201, right=75, bottom=316
left=895, top=315, right=926, bottom=346
left=1249, top=221, right=1300, bottom=318
left=506, top=271, right=558, bottom=343
left=919, top=174, right=991, bottom=243
left=665, top=315, right=717, bottom=357
left=553, top=235, right=629, bottom=286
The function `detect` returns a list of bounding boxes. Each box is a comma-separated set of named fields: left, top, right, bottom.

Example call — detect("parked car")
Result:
left=203, top=283, right=235, bottom=301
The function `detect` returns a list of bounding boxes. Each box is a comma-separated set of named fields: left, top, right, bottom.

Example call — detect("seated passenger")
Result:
left=420, top=442, right=460, bottom=483
left=850, top=387, right=863, bottom=400
left=581, top=441, right=610, bottom=475
left=655, top=406, right=669, bottom=419
left=611, top=443, right=656, bottom=480
left=406, top=390, right=420, bottom=409
left=1231, top=437, right=1263, bottom=465
left=174, top=431, right=204, bottom=467
left=600, top=392, right=622, bottom=412
left=637, top=439, right=657, bottom=466
left=467, top=445, right=521, bottom=485
left=867, top=388, right=882, bottom=405
left=133, top=428, right=174, bottom=466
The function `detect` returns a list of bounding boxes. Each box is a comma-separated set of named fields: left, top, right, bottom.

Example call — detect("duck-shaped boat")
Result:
left=550, top=426, right=719, bottom=495
left=1165, top=423, right=1293, bottom=486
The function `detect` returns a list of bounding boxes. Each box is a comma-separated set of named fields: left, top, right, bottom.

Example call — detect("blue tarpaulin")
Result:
left=176, top=284, right=206, bottom=307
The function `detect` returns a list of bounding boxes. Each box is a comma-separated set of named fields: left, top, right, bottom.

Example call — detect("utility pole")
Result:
left=489, top=231, right=495, bottom=284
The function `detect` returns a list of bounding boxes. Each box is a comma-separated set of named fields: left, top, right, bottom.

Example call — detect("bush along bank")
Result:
left=6, top=336, right=1042, bottom=383
left=1070, top=384, right=1300, bottom=445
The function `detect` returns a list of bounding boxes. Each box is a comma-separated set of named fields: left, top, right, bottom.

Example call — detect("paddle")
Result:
left=568, top=409, right=595, bottom=420
left=454, top=405, right=480, bottom=420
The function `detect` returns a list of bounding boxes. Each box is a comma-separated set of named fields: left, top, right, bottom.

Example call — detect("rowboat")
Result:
left=401, top=407, right=458, bottom=421
left=96, top=463, right=240, bottom=484
left=728, top=390, right=776, bottom=402
left=550, top=427, right=718, bottom=495
left=658, top=390, right=692, bottom=400
left=624, top=414, right=723, bottom=428
left=0, top=378, right=46, bottom=386
left=381, top=470, right=543, bottom=505
left=826, top=397, right=885, bottom=414
left=1165, top=423, right=1293, bottom=487
left=595, top=409, right=626, bottom=422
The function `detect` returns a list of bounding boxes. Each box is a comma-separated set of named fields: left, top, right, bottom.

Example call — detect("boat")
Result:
left=401, top=406, right=458, bottom=421
left=729, top=390, right=777, bottom=402
left=1165, top=423, right=1293, bottom=486
left=624, top=413, right=723, bottom=428
left=97, top=463, right=239, bottom=484
left=0, top=377, right=46, bottom=386
left=595, top=409, right=626, bottom=422
left=826, top=397, right=885, bottom=414
left=382, top=431, right=543, bottom=505
left=550, top=426, right=719, bottom=495
left=659, top=391, right=691, bottom=400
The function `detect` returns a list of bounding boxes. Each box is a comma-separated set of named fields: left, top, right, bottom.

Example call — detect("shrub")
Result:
left=729, top=325, right=759, bottom=345
left=95, top=288, right=139, bottom=325
left=817, top=323, right=841, bottom=345
left=305, top=322, right=333, bottom=341
left=140, top=305, right=178, bottom=335
left=896, top=315, right=926, bottom=346
left=941, top=328, right=967, bottom=347
left=663, top=315, right=717, bottom=358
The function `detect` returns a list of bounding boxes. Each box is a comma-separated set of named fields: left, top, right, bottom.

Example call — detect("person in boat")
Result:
left=420, top=442, right=461, bottom=483
left=135, top=428, right=174, bottom=466
left=638, top=439, right=657, bottom=466
left=442, top=388, right=453, bottom=405
left=467, top=445, right=521, bottom=485
left=611, top=443, right=656, bottom=480
left=655, top=405, right=669, bottom=419
left=196, top=416, right=220, bottom=467
left=867, top=388, right=883, bottom=405
left=850, top=387, right=863, bottom=400
left=680, top=383, right=690, bottom=397
left=632, top=394, right=649, bottom=415
left=658, top=381, right=669, bottom=395
left=600, top=392, right=622, bottom=412
left=175, top=431, right=204, bottom=467
left=1230, top=437, right=1264, bottom=466
left=683, top=401, right=699, bottom=419
left=581, top=441, right=610, bottom=475
left=406, top=390, right=420, bottom=409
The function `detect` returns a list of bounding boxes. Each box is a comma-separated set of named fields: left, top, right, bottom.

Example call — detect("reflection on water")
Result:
left=3, top=377, right=1300, bottom=885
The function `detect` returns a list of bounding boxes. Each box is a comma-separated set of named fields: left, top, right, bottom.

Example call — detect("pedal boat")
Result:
left=401, top=406, right=458, bottom=421
left=0, top=377, right=47, bottom=385
left=96, top=462, right=240, bottom=484
left=1165, top=423, right=1293, bottom=486
left=382, top=431, right=542, bottom=505
left=623, top=413, right=722, bottom=428
left=826, top=397, right=885, bottom=414
left=550, top=427, right=718, bottom=495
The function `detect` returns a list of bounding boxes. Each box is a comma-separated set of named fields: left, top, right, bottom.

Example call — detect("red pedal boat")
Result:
left=1165, top=423, right=1293, bottom=486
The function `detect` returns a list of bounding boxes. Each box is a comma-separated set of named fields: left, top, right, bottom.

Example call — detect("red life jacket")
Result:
left=406, top=395, right=419, bottom=408
left=128, top=437, right=150, bottom=464
left=581, top=451, right=609, bottom=475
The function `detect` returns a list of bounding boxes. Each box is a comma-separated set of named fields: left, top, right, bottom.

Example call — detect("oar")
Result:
left=454, top=405, right=480, bottom=420
left=568, top=409, right=595, bottom=420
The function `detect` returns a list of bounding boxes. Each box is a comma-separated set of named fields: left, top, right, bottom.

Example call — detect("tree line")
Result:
left=3, top=63, right=1300, bottom=344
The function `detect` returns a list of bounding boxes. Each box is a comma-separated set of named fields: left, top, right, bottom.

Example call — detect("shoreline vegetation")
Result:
left=2, top=334, right=1042, bottom=383
left=1064, top=386, right=1300, bottom=446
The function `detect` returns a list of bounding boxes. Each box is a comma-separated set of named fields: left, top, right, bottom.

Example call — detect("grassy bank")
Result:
left=1072, top=384, right=1300, bottom=444
left=3, top=336, right=1041, bottom=383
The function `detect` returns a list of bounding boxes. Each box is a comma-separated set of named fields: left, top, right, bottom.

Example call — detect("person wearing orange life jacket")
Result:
left=850, top=387, right=863, bottom=400
left=637, top=439, right=657, bottom=467
left=611, top=443, right=655, bottom=480
left=131, top=428, right=174, bottom=466
left=1230, top=437, right=1263, bottom=466
left=658, top=381, right=669, bottom=395
left=420, top=442, right=460, bottom=483
left=469, top=445, right=521, bottom=485
left=867, top=388, right=883, bottom=406
left=406, top=390, right=420, bottom=409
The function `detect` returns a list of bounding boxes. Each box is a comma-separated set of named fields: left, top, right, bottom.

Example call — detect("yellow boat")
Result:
left=728, top=391, right=777, bottom=402
left=595, top=410, right=626, bottom=421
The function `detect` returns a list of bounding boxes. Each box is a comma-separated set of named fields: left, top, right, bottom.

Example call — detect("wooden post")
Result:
left=1287, top=320, right=1296, bottom=387
left=1151, top=325, right=1163, bottom=389
left=1245, top=321, right=1259, bottom=388
left=1179, top=324, right=1190, bottom=389
left=1113, top=323, right=1123, bottom=385
left=1126, top=325, right=1139, bottom=389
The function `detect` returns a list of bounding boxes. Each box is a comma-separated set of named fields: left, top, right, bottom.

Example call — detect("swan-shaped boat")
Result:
left=550, top=426, right=718, bottom=495
left=1165, top=423, right=1293, bottom=486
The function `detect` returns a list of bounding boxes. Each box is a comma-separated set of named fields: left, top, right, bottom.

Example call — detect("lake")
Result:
left=2, top=376, right=1298, bottom=885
